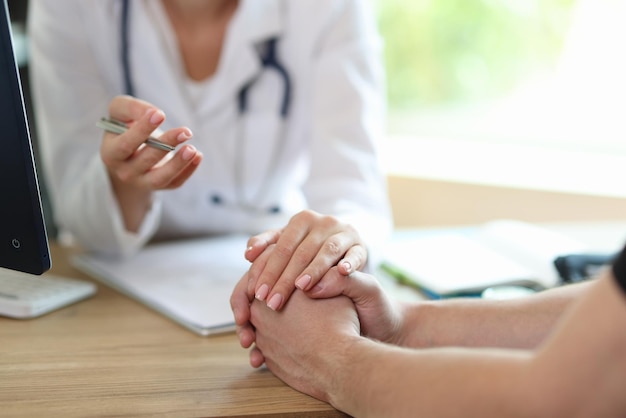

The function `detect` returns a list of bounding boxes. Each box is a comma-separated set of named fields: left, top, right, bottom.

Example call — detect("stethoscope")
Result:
left=120, top=0, right=292, bottom=215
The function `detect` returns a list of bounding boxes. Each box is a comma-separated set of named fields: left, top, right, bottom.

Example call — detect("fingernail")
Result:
left=177, top=128, right=192, bottom=142
left=149, top=109, right=165, bottom=125
left=192, top=151, right=203, bottom=164
left=267, top=293, right=283, bottom=311
left=181, top=145, right=196, bottom=161
left=342, top=261, right=352, bottom=273
left=255, top=284, right=269, bottom=301
left=295, top=274, right=312, bottom=290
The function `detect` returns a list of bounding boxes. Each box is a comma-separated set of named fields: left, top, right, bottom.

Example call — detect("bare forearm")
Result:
left=329, top=276, right=626, bottom=417
left=528, top=275, right=626, bottom=417
left=331, top=338, right=531, bottom=418
left=400, top=281, right=593, bottom=349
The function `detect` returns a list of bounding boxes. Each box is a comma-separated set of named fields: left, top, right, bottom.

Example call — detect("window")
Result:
left=376, top=0, right=626, bottom=198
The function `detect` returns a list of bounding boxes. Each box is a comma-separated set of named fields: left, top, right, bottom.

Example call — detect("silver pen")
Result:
left=96, top=117, right=176, bottom=152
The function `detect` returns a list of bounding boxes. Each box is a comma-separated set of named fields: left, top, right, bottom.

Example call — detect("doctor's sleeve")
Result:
left=304, top=0, right=393, bottom=268
left=27, top=0, right=160, bottom=256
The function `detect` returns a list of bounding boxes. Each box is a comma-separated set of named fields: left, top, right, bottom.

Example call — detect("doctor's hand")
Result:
left=101, top=95, right=203, bottom=232
left=244, top=210, right=368, bottom=311
left=231, top=211, right=366, bottom=351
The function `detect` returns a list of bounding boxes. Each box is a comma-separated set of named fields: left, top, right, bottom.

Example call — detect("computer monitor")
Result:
left=0, top=0, right=50, bottom=275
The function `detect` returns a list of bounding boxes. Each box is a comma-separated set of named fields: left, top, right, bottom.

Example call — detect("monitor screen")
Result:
left=0, top=0, right=50, bottom=274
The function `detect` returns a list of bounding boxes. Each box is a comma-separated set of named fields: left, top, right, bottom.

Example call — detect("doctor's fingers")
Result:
left=250, top=210, right=332, bottom=290
left=253, top=214, right=361, bottom=309
left=274, top=211, right=364, bottom=279
left=108, top=95, right=158, bottom=123
left=138, top=146, right=203, bottom=190
left=337, top=243, right=368, bottom=276
left=249, top=211, right=318, bottom=305
left=262, top=230, right=366, bottom=311
left=102, top=123, right=192, bottom=172
left=101, top=108, right=172, bottom=162
left=245, top=229, right=283, bottom=263
left=246, top=245, right=274, bottom=299
left=295, top=240, right=368, bottom=290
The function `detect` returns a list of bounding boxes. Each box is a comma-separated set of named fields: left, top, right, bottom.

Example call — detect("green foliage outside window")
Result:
left=374, top=0, right=577, bottom=109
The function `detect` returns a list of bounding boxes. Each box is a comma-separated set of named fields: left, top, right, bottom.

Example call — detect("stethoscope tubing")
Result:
left=120, top=0, right=134, bottom=97
left=120, top=0, right=291, bottom=119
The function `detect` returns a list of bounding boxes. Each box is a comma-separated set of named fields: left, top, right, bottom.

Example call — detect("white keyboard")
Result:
left=0, top=268, right=97, bottom=318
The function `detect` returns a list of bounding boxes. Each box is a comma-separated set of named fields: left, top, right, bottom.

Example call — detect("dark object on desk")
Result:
left=0, top=0, right=50, bottom=275
left=554, top=253, right=617, bottom=284
left=612, top=244, right=626, bottom=294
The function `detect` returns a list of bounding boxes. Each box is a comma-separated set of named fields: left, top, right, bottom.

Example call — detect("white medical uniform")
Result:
left=28, top=0, right=392, bottom=259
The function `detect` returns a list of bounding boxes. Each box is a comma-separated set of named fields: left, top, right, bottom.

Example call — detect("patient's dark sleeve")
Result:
left=612, top=244, right=626, bottom=295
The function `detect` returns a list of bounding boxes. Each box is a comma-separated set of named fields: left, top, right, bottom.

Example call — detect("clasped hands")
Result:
left=230, top=210, right=403, bottom=400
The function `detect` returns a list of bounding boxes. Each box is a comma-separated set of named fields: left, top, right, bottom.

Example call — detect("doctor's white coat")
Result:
left=28, top=0, right=393, bottom=259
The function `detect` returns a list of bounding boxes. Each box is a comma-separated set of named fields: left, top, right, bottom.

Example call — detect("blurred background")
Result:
left=375, top=0, right=626, bottom=197
left=373, top=0, right=626, bottom=226
left=379, top=0, right=572, bottom=108
left=377, top=0, right=624, bottom=151
left=9, top=0, right=626, bottom=231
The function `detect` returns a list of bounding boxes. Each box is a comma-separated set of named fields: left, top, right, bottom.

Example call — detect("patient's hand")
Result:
left=249, top=290, right=360, bottom=402
left=308, top=268, right=405, bottom=345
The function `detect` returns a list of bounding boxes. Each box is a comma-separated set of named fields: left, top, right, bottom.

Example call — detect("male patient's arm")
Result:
left=400, top=280, right=592, bottom=349
left=251, top=272, right=626, bottom=418
left=308, top=269, right=593, bottom=350
left=339, top=274, right=626, bottom=417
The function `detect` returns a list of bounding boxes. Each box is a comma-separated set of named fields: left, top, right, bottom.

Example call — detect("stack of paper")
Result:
left=382, top=220, right=588, bottom=298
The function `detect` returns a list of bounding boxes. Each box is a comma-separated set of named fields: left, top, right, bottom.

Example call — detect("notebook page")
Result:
left=72, top=234, right=251, bottom=335
left=384, top=231, right=537, bottom=295
left=476, top=220, right=588, bottom=287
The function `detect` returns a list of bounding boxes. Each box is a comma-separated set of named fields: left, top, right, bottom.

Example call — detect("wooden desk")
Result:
left=0, top=244, right=348, bottom=418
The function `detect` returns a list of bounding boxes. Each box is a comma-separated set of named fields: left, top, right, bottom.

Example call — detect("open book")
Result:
left=382, top=220, right=588, bottom=298
left=72, top=234, right=251, bottom=336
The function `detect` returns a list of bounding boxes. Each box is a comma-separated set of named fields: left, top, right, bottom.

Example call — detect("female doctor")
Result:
left=28, top=0, right=392, bottom=311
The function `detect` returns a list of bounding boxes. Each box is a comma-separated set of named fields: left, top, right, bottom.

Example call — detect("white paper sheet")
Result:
left=383, top=220, right=588, bottom=296
left=72, top=234, right=251, bottom=336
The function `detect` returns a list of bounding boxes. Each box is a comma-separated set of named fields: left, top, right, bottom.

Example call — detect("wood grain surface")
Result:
left=0, top=244, right=348, bottom=418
